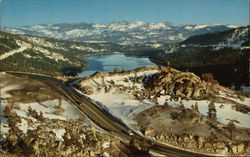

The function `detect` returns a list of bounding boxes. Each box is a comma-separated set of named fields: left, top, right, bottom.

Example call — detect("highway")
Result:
left=7, top=71, right=215, bottom=157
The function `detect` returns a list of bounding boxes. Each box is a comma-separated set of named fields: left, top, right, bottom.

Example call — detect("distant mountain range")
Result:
left=4, top=21, right=237, bottom=48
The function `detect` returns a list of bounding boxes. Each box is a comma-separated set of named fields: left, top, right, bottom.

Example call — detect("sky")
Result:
left=0, top=0, right=249, bottom=27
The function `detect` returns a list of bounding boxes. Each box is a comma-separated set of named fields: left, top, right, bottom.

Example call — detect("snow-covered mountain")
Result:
left=4, top=21, right=237, bottom=47
left=159, top=26, right=249, bottom=54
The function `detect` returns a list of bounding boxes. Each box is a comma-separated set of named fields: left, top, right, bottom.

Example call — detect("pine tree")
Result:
left=59, top=96, right=62, bottom=107
left=194, top=102, right=199, bottom=111
left=208, top=102, right=217, bottom=121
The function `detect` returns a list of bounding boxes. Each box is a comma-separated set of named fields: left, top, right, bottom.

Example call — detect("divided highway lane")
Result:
left=7, top=72, right=215, bottom=157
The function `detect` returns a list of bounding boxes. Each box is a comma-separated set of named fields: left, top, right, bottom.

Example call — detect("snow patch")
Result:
left=52, top=128, right=66, bottom=141
left=102, top=141, right=110, bottom=149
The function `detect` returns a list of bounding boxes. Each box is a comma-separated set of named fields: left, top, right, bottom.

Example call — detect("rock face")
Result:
left=152, top=132, right=250, bottom=155
left=145, top=71, right=218, bottom=99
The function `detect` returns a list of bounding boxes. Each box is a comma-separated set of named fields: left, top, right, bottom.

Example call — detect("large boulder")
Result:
left=81, top=86, right=93, bottom=95
left=170, top=108, right=202, bottom=124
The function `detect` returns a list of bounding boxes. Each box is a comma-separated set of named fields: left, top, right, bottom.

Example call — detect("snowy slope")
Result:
left=77, top=66, right=250, bottom=129
left=0, top=31, right=85, bottom=74
left=0, top=75, right=82, bottom=139
left=0, top=31, right=126, bottom=74
left=212, top=26, right=250, bottom=50
left=0, top=31, right=124, bottom=58
left=78, top=69, right=160, bottom=125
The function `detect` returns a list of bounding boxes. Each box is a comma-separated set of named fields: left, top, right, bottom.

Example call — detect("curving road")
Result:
left=7, top=72, right=216, bottom=157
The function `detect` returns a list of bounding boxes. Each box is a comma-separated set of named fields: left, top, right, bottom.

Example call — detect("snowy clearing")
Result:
left=0, top=40, right=31, bottom=60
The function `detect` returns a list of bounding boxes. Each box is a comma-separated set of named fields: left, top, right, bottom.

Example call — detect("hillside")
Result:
left=150, top=26, right=250, bottom=86
left=0, top=31, right=123, bottom=75
left=76, top=66, right=250, bottom=155
left=181, top=26, right=250, bottom=49
left=0, top=73, right=137, bottom=157
left=4, top=22, right=236, bottom=48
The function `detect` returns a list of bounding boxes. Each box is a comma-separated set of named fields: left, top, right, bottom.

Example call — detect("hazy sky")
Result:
left=0, top=0, right=249, bottom=27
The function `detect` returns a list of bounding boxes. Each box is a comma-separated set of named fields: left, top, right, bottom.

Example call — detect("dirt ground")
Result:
left=0, top=74, right=61, bottom=103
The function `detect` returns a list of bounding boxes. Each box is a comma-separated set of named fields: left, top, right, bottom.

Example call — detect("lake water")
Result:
left=78, top=53, right=156, bottom=76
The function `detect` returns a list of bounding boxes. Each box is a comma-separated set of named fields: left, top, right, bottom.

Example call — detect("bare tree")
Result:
left=201, top=73, right=218, bottom=84
left=113, top=67, right=119, bottom=73
left=227, top=120, right=235, bottom=140
left=164, top=60, right=171, bottom=67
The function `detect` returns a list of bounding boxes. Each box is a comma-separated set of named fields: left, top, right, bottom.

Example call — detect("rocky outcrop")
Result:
left=153, top=132, right=250, bottom=155
left=77, top=66, right=175, bottom=87
left=78, top=66, right=243, bottom=102
left=145, top=70, right=218, bottom=99
left=230, top=142, right=248, bottom=155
